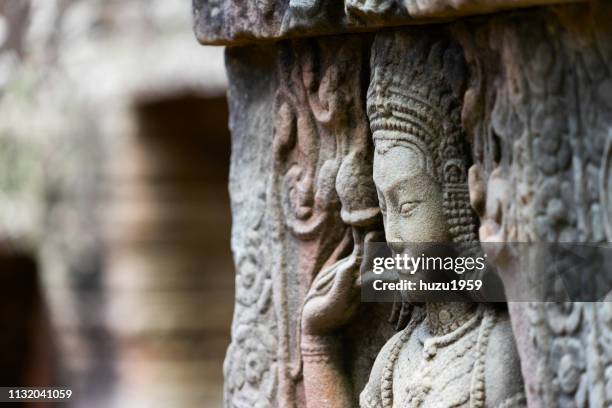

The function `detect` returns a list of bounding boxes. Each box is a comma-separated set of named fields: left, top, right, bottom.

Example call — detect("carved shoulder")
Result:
left=484, top=310, right=526, bottom=408
left=359, top=329, right=404, bottom=408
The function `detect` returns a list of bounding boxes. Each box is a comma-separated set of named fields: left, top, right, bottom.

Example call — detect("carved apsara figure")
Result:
left=301, top=32, right=526, bottom=408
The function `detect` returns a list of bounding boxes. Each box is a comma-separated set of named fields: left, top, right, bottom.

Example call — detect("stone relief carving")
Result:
left=223, top=45, right=280, bottom=408
left=225, top=225, right=278, bottom=408
left=300, top=30, right=525, bottom=408
left=270, top=35, right=381, bottom=407
left=218, top=3, right=612, bottom=408
left=459, top=3, right=612, bottom=407
left=223, top=35, right=390, bottom=408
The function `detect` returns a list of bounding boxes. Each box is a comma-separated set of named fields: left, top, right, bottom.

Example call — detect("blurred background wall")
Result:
left=0, top=1, right=232, bottom=407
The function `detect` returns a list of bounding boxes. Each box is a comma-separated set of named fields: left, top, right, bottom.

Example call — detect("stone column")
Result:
left=193, top=1, right=612, bottom=407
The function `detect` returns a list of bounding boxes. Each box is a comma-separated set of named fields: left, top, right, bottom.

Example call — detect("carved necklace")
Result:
left=380, top=309, right=425, bottom=408
left=379, top=305, right=497, bottom=408
left=426, top=303, right=478, bottom=337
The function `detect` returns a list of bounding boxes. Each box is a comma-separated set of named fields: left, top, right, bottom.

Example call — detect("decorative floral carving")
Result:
left=224, top=325, right=278, bottom=408
left=551, top=338, right=587, bottom=405
left=461, top=7, right=612, bottom=407
left=235, top=230, right=272, bottom=309
left=545, top=303, right=582, bottom=335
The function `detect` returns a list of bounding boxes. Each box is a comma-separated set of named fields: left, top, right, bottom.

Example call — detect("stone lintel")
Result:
left=194, top=0, right=584, bottom=46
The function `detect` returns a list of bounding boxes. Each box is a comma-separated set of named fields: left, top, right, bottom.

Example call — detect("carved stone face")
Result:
left=373, top=131, right=453, bottom=302
left=373, top=132, right=450, bottom=245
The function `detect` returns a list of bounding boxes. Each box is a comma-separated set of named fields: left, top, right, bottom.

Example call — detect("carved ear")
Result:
left=468, top=164, right=486, bottom=218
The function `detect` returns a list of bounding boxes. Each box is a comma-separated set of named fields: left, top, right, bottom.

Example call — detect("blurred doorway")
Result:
left=103, top=94, right=234, bottom=408
left=0, top=252, right=54, bottom=399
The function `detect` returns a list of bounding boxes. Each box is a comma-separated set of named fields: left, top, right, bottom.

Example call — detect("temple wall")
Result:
left=197, top=1, right=612, bottom=407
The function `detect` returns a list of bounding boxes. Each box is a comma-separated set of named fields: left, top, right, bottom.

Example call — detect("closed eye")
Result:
left=399, top=201, right=420, bottom=216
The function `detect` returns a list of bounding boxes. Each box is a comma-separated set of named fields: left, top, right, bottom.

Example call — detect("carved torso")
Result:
left=360, top=305, right=526, bottom=408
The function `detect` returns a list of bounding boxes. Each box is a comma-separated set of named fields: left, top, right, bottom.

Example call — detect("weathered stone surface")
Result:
left=223, top=44, right=280, bottom=408
left=218, top=1, right=612, bottom=407
left=193, top=0, right=581, bottom=45
left=459, top=2, right=612, bottom=406
left=224, top=35, right=399, bottom=407
left=298, top=28, right=525, bottom=408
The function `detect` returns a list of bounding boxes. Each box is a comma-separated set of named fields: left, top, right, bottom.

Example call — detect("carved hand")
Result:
left=301, top=229, right=365, bottom=336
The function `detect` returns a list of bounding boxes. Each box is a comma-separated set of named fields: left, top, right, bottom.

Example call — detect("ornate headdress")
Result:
left=367, top=31, right=479, bottom=249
